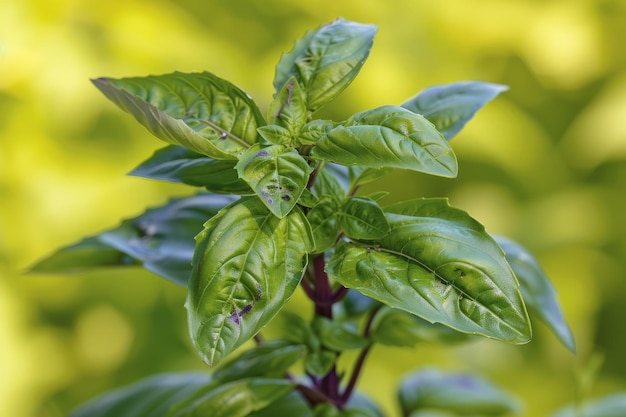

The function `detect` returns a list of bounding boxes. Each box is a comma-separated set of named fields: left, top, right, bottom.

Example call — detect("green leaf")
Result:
left=281, top=311, right=320, bottom=351
left=274, top=18, right=377, bottom=112
left=327, top=198, right=531, bottom=344
left=494, top=235, right=576, bottom=352
left=92, top=72, right=265, bottom=160
left=305, top=350, right=336, bottom=377
left=213, top=340, right=306, bottom=382
left=68, top=372, right=213, bottom=417
left=370, top=307, right=470, bottom=348
left=130, top=145, right=251, bottom=194
left=311, top=165, right=347, bottom=201
left=247, top=392, right=313, bottom=417
left=550, top=393, right=626, bottom=417
left=333, top=290, right=381, bottom=319
left=401, top=81, right=508, bottom=140
left=313, top=317, right=369, bottom=351
left=311, top=106, right=457, bottom=177
left=348, top=166, right=393, bottom=190
left=170, top=378, right=295, bottom=417
left=236, top=144, right=313, bottom=218
left=268, top=77, right=308, bottom=137
left=398, top=368, right=521, bottom=416
left=30, top=194, right=236, bottom=286
left=257, top=125, right=293, bottom=146
left=307, top=197, right=341, bottom=253
left=339, top=197, right=390, bottom=240
left=298, top=120, right=336, bottom=145
left=187, top=198, right=314, bottom=366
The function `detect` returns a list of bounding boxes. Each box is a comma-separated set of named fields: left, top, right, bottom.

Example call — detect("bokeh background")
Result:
left=2, top=0, right=626, bottom=416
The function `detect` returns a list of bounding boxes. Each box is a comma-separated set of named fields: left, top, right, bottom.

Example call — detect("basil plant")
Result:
left=35, top=18, right=575, bottom=417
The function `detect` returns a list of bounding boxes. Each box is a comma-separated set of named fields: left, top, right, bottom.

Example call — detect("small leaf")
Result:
left=305, top=350, right=336, bottom=378
left=170, top=378, right=295, bottom=417
left=339, top=197, right=390, bottom=240
left=495, top=235, right=576, bottom=352
left=348, top=166, right=393, bottom=189
left=257, top=125, right=293, bottom=146
left=307, top=197, right=341, bottom=253
left=281, top=311, right=320, bottom=351
left=236, top=144, right=313, bottom=218
left=130, top=145, right=251, bottom=194
left=247, top=392, right=313, bottom=417
left=550, top=393, right=626, bottom=417
left=314, top=317, right=369, bottom=351
left=311, top=106, right=457, bottom=177
left=68, top=372, right=213, bottom=417
left=299, top=120, right=336, bottom=145
left=187, top=198, right=314, bottom=366
left=30, top=194, right=236, bottom=286
left=92, top=72, right=265, bottom=160
left=311, top=165, right=347, bottom=201
left=398, top=368, right=521, bottom=416
left=401, top=81, right=508, bottom=140
left=327, top=198, right=531, bottom=344
left=213, top=340, right=306, bottom=382
left=268, top=77, right=308, bottom=136
left=274, top=18, right=377, bottom=112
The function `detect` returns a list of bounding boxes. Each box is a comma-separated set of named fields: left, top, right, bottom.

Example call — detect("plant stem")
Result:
left=313, top=254, right=333, bottom=319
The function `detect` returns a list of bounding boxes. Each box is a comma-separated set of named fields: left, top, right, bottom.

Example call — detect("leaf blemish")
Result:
left=257, top=150, right=269, bottom=157
left=227, top=284, right=264, bottom=326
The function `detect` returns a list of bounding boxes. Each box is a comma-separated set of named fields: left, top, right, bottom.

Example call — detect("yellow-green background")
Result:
left=2, top=0, right=626, bottom=416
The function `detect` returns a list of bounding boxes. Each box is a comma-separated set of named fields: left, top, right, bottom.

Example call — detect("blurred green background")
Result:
left=2, top=0, right=626, bottom=416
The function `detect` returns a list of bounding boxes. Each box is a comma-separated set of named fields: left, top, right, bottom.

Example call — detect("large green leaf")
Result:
left=30, top=194, right=236, bottom=286
left=187, top=198, right=314, bottom=366
left=401, top=81, right=508, bottom=140
left=170, top=378, right=295, bottom=417
left=130, top=145, right=251, bottom=194
left=68, top=372, right=213, bottom=417
left=92, top=72, right=265, bottom=160
left=495, top=235, right=576, bottom=352
left=327, top=198, right=531, bottom=344
left=311, top=106, right=457, bottom=177
left=212, top=340, right=306, bottom=382
left=550, top=393, right=626, bottom=417
left=236, top=144, right=313, bottom=218
left=398, top=368, right=521, bottom=417
left=274, top=18, right=376, bottom=112
left=339, top=197, right=390, bottom=240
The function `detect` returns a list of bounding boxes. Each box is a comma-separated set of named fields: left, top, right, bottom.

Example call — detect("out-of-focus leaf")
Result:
left=348, top=166, right=393, bottom=190
left=30, top=194, right=236, bottom=286
left=401, top=81, right=508, bottom=140
left=187, top=198, right=314, bottom=366
left=304, top=350, right=336, bottom=378
left=236, top=144, right=313, bottom=217
left=333, top=290, right=381, bottom=319
left=92, top=72, right=265, bottom=160
left=247, top=392, right=313, bottom=417
left=311, top=106, right=457, bottom=177
left=398, top=368, right=521, bottom=416
left=68, top=372, right=213, bottom=417
left=313, top=403, right=381, bottom=417
left=550, top=393, right=626, bottom=417
left=495, top=235, right=575, bottom=352
left=274, top=18, right=376, bottom=112
left=213, top=340, right=306, bottom=382
left=339, top=197, right=390, bottom=240
left=170, top=378, right=295, bottom=417
left=130, top=145, right=251, bottom=194
left=327, top=198, right=531, bottom=344
left=314, top=317, right=369, bottom=351
left=281, top=311, right=320, bottom=351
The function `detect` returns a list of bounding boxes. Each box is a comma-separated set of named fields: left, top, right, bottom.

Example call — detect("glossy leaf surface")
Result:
left=30, top=194, right=236, bottom=286
left=339, top=197, right=390, bottom=240
left=327, top=198, right=531, bottom=343
left=401, top=81, right=508, bottom=140
left=268, top=77, right=308, bottom=136
left=187, top=198, right=314, bottom=366
left=237, top=144, right=313, bottom=217
left=311, top=106, right=457, bottom=177
left=307, top=197, right=341, bottom=253
left=170, top=378, right=295, bottom=417
left=92, top=72, right=265, bottom=160
left=130, top=145, right=251, bottom=194
left=495, top=235, right=576, bottom=352
left=274, top=18, right=376, bottom=112
left=69, top=372, right=213, bottom=417
left=398, top=368, right=521, bottom=416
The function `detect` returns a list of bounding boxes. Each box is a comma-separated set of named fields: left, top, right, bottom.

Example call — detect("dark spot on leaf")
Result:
left=281, top=194, right=291, bottom=201
left=227, top=285, right=264, bottom=326
left=257, top=150, right=269, bottom=157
